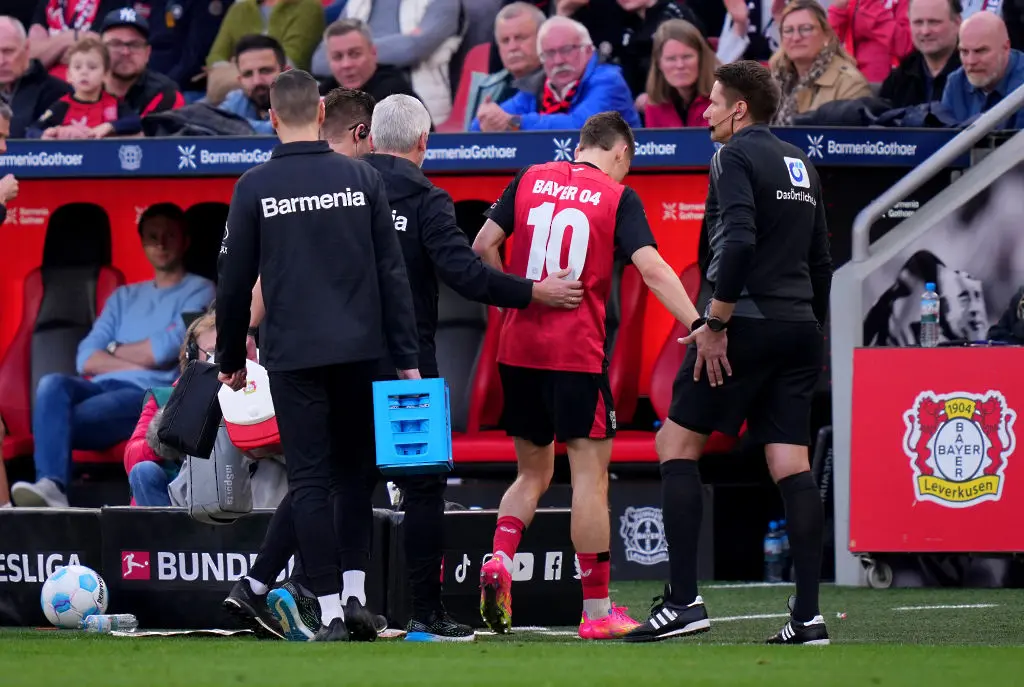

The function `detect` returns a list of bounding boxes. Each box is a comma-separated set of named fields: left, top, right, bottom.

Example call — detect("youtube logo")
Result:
left=511, top=552, right=534, bottom=582
left=121, top=551, right=151, bottom=580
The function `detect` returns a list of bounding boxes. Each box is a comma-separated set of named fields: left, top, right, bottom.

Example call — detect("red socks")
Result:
left=492, top=516, right=525, bottom=560
left=576, top=552, right=611, bottom=600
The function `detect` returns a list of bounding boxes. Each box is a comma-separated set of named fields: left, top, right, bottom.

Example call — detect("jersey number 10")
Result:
left=525, top=202, right=590, bottom=282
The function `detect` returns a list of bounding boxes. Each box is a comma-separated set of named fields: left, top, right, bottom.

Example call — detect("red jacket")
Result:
left=123, top=394, right=160, bottom=478
left=645, top=95, right=712, bottom=128
left=829, top=0, right=913, bottom=83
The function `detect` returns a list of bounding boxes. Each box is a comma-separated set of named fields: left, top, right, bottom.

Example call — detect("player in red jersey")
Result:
left=471, top=112, right=705, bottom=640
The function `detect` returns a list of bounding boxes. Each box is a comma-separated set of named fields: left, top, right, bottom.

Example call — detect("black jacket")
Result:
left=361, top=153, right=533, bottom=374
left=216, top=141, right=419, bottom=374
left=880, top=51, right=961, bottom=110
left=987, top=287, right=1024, bottom=344
left=4, top=60, right=72, bottom=138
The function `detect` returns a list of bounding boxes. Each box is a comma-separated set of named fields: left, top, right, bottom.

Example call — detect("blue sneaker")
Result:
left=405, top=610, right=476, bottom=642
left=267, top=583, right=319, bottom=642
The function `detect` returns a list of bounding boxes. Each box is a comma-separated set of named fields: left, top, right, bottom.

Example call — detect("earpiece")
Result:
left=185, top=335, right=199, bottom=362
left=356, top=123, right=369, bottom=140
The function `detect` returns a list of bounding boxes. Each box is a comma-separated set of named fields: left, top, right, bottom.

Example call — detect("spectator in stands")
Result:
left=0, top=16, right=71, bottom=138
left=313, top=0, right=463, bottom=123
left=880, top=0, right=962, bottom=108
left=144, top=0, right=228, bottom=94
left=124, top=311, right=217, bottom=507
left=470, top=16, right=641, bottom=131
left=0, top=101, right=17, bottom=213
left=27, top=0, right=127, bottom=81
left=557, top=0, right=706, bottom=98
left=987, top=285, right=1024, bottom=343
left=216, top=34, right=287, bottom=135
left=942, top=9, right=1024, bottom=128
left=770, top=0, right=871, bottom=125
left=30, top=36, right=137, bottom=139
left=8, top=203, right=215, bottom=509
left=205, top=0, right=325, bottom=104
left=98, top=8, right=184, bottom=135
left=466, top=2, right=545, bottom=130
left=315, top=19, right=420, bottom=103
left=642, top=18, right=718, bottom=127
left=829, top=0, right=913, bottom=83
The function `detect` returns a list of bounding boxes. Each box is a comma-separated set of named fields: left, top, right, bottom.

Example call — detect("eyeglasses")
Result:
left=781, top=24, right=818, bottom=38
left=539, top=44, right=584, bottom=62
left=104, top=39, right=148, bottom=52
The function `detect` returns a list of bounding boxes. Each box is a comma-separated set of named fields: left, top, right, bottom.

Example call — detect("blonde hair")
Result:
left=769, top=0, right=852, bottom=73
left=68, top=35, right=111, bottom=71
left=179, top=312, right=216, bottom=372
left=646, top=19, right=719, bottom=106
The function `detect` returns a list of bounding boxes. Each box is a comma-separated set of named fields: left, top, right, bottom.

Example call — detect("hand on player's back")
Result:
left=679, top=326, right=732, bottom=388
left=533, top=268, right=585, bottom=309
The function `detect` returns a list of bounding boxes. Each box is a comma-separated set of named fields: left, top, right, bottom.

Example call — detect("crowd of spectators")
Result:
left=0, top=0, right=1020, bottom=138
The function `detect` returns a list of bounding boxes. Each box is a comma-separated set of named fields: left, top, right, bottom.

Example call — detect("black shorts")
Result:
left=668, top=318, right=823, bottom=446
left=498, top=364, right=616, bottom=446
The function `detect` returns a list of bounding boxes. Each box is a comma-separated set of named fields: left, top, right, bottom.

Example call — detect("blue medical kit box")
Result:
left=372, top=378, right=453, bottom=476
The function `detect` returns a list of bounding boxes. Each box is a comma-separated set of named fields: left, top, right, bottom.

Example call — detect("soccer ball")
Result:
left=40, top=564, right=108, bottom=629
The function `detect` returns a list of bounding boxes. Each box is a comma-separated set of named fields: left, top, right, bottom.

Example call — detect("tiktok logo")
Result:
left=454, top=554, right=471, bottom=583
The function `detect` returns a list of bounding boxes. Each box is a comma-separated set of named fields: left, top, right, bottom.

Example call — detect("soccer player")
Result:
left=471, top=111, right=704, bottom=640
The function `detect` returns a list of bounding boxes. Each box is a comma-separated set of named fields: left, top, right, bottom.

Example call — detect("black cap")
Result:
left=99, top=7, right=150, bottom=38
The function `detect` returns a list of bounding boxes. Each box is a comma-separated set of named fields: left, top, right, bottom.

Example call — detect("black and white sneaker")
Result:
left=223, top=579, right=285, bottom=640
left=343, top=597, right=379, bottom=642
left=623, top=585, right=711, bottom=643
left=405, top=610, right=476, bottom=642
left=766, top=615, right=830, bottom=645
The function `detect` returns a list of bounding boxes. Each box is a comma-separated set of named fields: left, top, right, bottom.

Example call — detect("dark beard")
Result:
left=250, top=87, right=271, bottom=112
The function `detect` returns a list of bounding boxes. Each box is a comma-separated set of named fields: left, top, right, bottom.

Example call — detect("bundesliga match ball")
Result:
left=40, top=565, right=108, bottom=629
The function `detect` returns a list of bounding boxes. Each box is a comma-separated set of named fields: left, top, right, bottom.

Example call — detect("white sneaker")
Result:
left=10, top=478, right=69, bottom=507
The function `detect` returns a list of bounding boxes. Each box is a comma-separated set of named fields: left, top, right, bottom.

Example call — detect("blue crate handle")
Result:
left=371, top=378, right=453, bottom=476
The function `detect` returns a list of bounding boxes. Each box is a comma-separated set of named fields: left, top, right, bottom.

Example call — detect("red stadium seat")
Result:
left=0, top=203, right=126, bottom=466
left=436, top=43, right=491, bottom=133
left=608, top=264, right=648, bottom=426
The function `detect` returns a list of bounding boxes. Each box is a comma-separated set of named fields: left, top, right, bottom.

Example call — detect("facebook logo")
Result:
left=784, top=156, right=811, bottom=188
left=544, top=552, right=563, bottom=580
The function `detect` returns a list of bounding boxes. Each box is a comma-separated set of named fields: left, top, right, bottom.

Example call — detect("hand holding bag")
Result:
left=156, top=360, right=224, bottom=459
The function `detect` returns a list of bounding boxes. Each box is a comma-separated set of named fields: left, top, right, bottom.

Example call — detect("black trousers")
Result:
left=265, top=361, right=378, bottom=596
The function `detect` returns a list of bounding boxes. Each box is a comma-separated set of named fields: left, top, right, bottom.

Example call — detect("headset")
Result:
left=185, top=333, right=199, bottom=363
left=351, top=122, right=370, bottom=140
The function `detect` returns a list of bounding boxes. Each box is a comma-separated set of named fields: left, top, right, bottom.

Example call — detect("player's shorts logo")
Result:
left=903, top=390, right=1016, bottom=508
left=619, top=506, right=668, bottom=565
left=784, top=156, right=811, bottom=188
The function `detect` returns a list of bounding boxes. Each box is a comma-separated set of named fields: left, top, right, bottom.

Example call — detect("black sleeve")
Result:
left=878, top=70, right=895, bottom=103
left=423, top=190, right=533, bottom=309
left=31, top=0, right=47, bottom=27
left=0, top=205, right=6, bottom=225
left=111, top=102, right=142, bottom=135
left=483, top=166, right=530, bottom=234
left=614, top=187, right=657, bottom=260
left=34, top=99, right=69, bottom=130
left=809, top=175, right=833, bottom=326
left=987, top=288, right=1024, bottom=342
left=34, top=79, right=73, bottom=121
left=710, top=145, right=757, bottom=303
left=368, top=171, right=420, bottom=370
left=215, top=175, right=262, bottom=374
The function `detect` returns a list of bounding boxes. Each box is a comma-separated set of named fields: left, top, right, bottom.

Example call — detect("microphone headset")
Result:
left=707, top=106, right=743, bottom=134
left=185, top=334, right=199, bottom=363
left=354, top=123, right=369, bottom=140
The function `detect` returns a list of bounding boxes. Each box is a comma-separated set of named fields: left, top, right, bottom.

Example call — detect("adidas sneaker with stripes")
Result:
left=623, top=593, right=711, bottom=643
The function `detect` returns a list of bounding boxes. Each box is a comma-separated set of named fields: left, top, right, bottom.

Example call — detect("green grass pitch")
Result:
left=2, top=582, right=1022, bottom=686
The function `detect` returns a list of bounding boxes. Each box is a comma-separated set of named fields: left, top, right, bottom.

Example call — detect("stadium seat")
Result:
left=0, top=203, right=126, bottom=465
left=607, top=264, right=648, bottom=426
left=183, top=202, right=229, bottom=283
left=612, top=263, right=741, bottom=461
left=436, top=42, right=491, bottom=133
left=435, top=280, right=489, bottom=433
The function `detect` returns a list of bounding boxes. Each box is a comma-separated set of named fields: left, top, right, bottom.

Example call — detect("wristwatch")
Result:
left=106, top=341, right=118, bottom=354
left=690, top=317, right=706, bottom=331
left=706, top=316, right=729, bottom=332
left=507, top=115, right=522, bottom=132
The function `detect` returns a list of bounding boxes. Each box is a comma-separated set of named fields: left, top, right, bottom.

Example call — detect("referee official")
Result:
left=216, top=70, right=420, bottom=643
left=625, top=61, right=833, bottom=646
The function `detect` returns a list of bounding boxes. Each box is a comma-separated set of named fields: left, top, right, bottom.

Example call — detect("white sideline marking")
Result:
left=713, top=613, right=790, bottom=623
left=704, top=582, right=795, bottom=589
left=892, top=603, right=999, bottom=611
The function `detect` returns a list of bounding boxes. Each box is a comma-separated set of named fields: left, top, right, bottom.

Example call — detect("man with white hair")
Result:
left=0, top=16, right=71, bottom=137
left=360, top=93, right=585, bottom=641
left=470, top=15, right=640, bottom=131
left=941, top=10, right=1024, bottom=128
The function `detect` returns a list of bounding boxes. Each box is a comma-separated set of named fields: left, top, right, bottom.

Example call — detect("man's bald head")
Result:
left=958, top=10, right=1010, bottom=90
left=0, top=16, right=29, bottom=87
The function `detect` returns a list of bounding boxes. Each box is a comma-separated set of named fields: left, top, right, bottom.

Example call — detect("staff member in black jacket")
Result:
left=626, top=61, right=833, bottom=646
left=216, top=69, right=420, bottom=643
left=350, top=91, right=584, bottom=641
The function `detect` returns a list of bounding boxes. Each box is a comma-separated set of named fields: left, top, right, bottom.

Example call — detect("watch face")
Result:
left=708, top=318, right=725, bottom=332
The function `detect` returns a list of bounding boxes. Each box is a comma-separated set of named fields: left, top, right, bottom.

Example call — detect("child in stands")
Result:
left=31, top=37, right=138, bottom=140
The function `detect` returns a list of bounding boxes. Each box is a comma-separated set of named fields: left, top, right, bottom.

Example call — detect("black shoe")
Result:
left=343, top=597, right=378, bottom=642
left=766, top=615, right=830, bottom=645
left=623, top=585, right=711, bottom=643
left=313, top=617, right=350, bottom=642
left=373, top=614, right=389, bottom=635
left=223, top=579, right=285, bottom=640
left=405, top=610, right=476, bottom=642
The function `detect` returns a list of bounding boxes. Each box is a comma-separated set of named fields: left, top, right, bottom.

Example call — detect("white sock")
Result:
left=342, top=570, right=366, bottom=605
left=495, top=550, right=513, bottom=575
left=318, top=593, right=344, bottom=626
left=583, top=597, right=611, bottom=619
left=246, top=576, right=268, bottom=596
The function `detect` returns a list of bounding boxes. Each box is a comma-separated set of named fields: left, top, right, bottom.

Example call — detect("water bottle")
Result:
left=763, top=521, right=783, bottom=583
left=82, top=614, right=138, bottom=633
left=920, top=282, right=940, bottom=348
left=778, top=519, right=792, bottom=582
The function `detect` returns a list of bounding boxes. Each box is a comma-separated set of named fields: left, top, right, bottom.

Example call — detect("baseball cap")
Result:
left=99, top=7, right=150, bottom=38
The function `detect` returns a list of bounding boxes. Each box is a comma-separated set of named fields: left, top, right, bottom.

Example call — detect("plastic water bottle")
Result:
left=763, top=521, right=784, bottom=582
left=778, top=519, right=792, bottom=582
left=920, top=282, right=940, bottom=348
left=82, top=614, right=138, bottom=633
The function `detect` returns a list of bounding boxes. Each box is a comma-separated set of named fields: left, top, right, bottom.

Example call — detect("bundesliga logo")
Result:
left=903, top=390, right=1016, bottom=508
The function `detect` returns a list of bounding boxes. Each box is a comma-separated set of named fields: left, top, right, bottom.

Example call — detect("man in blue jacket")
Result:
left=470, top=15, right=641, bottom=132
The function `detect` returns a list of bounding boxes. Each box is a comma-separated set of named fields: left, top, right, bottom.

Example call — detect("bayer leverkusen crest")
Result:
left=903, top=391, right=1016, bottom=508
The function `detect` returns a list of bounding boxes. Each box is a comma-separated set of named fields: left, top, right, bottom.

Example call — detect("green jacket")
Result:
left=206, top=0, right=325, bottom=71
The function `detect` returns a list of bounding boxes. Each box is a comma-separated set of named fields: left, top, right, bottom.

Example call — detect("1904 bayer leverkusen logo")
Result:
left=619, top=507, right=668, bottom=565
left=903, top=391, right=1016, bottom=508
